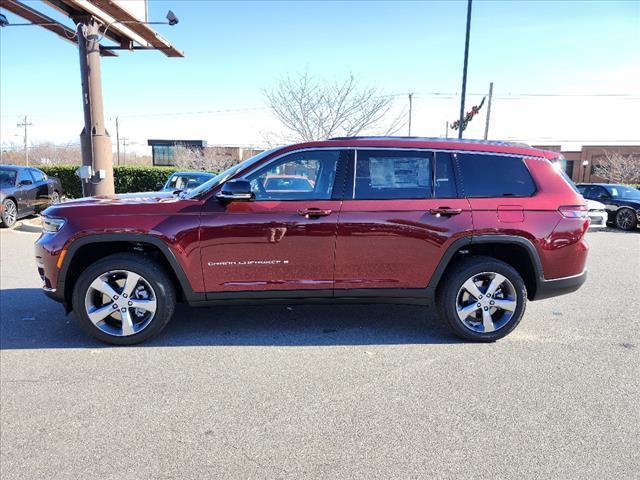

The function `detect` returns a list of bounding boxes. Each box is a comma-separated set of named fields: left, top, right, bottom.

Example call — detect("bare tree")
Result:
left=173, top=145, right=240, bottom=172
left=592, top=151, right=640, bottom=184
left=264, top=71, right=405, bottom=143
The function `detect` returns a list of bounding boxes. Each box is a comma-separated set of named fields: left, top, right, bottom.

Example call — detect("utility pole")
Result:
left=17, top=116, right=33, bottom=166
left=458, top=0, right=473, bottom=139
left=77, top=18, right=114, bottom=196
left=445, top=121, right=449, bottom=139
left=483, top=82, right=494, bottom=140
left=408, top=93, right=413, bottom=136
left=121, top=137, right=129, bottom=165
left=115, top=117, right=121, bottom=166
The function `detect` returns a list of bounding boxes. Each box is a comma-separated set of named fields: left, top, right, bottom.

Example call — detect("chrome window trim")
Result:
left=352, top=149, right=357, bottom=199
left=237, top=146, right=546, bottom=201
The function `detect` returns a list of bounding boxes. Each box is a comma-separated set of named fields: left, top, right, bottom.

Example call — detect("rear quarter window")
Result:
left=457, top=153, right=536, bottom=197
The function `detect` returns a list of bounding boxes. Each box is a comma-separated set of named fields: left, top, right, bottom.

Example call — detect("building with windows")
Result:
left=147, top=139, right=206, bottom=166
left=533, top=145, right=640, bottom=183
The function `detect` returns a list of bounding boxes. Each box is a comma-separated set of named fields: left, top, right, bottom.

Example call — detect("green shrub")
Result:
left=40, top=165, right=216, bottom=198
left=40, top=165, right=84, bottom=199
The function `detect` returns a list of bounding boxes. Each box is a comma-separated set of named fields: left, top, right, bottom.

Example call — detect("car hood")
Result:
left=42, top=191, right=188, bottom=218
left=59, top=191, right=176, bottom=206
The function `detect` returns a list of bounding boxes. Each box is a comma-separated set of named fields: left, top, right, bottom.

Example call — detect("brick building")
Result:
left=533, top=145, right=640, bottom=183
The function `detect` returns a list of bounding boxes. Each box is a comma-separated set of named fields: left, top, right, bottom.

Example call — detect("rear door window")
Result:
left=434, top=153, right=458, bottom=198
left=457, top=153, right=536, bottom=197
left=354, top=150, right=433, bottom=199
left=29, top=169, right=45, bottom=182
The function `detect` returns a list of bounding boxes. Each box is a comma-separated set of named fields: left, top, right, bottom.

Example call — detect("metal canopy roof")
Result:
left=1, top=0, right=183, bottom=57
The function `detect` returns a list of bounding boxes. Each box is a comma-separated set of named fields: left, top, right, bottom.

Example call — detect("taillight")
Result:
left=559, top=205, right=589, bottom=218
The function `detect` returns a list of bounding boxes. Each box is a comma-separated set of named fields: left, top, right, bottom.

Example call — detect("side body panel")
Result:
left=468, top=157, right=589, bottom=279
left=334, top=198, right=473, bottom=289
left=199, top=199, right=341, bottom=293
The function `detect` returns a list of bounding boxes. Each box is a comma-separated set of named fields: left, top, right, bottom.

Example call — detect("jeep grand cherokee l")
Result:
left=35, top=137, right=589, bottom=345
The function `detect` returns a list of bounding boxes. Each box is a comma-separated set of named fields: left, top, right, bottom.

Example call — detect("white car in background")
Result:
left=586, top=199, right=608, bottom=228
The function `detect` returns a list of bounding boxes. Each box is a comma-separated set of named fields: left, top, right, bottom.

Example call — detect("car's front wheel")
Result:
left=72, top=253, right=176, bottom=345
left=614, top=208, right=637, bottom=231
left=437, top=256, right=527, bottom=342
left=1, top=198, right=18, bottom=228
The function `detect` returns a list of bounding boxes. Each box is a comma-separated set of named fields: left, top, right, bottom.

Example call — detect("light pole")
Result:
left=458, top=0, right=472, bottom=139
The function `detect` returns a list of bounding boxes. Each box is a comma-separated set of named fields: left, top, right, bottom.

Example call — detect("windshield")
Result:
left=184, top=147, right=280, bottom=199
left=0, top=168, right=17, bottom=186
left=606, top=185, right=640, bottom=200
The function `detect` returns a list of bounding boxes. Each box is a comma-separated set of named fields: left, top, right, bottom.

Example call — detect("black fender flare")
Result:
left=427, top=235, right=545, bottom=294
left=58, top=233, right=205, bottom=304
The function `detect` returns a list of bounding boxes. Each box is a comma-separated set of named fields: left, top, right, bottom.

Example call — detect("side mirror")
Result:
left=216, top=179, right=254, bottom=202
left=19, top=179, right=33, bottom=186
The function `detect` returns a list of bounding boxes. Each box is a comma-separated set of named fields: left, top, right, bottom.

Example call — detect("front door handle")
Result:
left=298, top=208, right=332, bottom=218
left=429, top=207, right=463, bottom=217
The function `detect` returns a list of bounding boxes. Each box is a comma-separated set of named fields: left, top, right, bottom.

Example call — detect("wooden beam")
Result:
left=0, top=0, right=118, bottom=56
left=89, top=0, right=184, bottom=57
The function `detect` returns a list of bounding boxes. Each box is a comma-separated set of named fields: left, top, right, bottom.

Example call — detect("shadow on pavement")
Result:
left=0, top=288, right=460, bottom=349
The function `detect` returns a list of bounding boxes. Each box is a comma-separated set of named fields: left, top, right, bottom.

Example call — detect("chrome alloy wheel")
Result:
left=3, top=201, right=17, bottom=225
left=84, top=270, right=157, bottom=337
left=616, top=209, right=635, bottom=230
left=455, top=272, right=517, bottom=334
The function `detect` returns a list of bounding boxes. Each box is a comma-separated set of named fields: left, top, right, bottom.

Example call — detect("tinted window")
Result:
left=30, top=169, right=45, bottom=182
left=606, top=185, right=640, bottom=200
left=0, top=168, right=17, bottom=186
left=434, top=153, right=457, bottom=198
left=354, top=150, right=432, bottom=199
left=458, top=154, right=536, bottom=197
left=16, top=169, right=33, bottom=185
left=247, top=150, right=339, bottom=200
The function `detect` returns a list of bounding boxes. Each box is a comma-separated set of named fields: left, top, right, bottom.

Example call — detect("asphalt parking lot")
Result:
left=1, top=222, right=639, bottom=479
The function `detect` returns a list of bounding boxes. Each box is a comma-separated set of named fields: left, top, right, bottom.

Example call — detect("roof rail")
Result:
left=327, top=136, right=530, bottom=148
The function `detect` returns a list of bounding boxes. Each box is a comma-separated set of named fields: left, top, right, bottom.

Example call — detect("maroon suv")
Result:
left=35, top=137, right=589, bottom=345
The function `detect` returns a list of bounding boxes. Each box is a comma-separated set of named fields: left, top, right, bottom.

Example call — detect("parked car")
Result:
left=577, top=183, right=640, bottom=230
left=585, top=199, right=608, bottom=228
left=159, top=171, right=216, bottom=192
left=36, top=137, right=589, bottom=345
left=1, top=165, right=62, bottom=228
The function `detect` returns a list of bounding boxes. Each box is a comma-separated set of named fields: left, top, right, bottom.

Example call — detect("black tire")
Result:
left=1, top=198, right=18, bottom=229
left=72, top=253, right=176, bottom=345
left=614, top=208, right=637, bottom=231
left=437, top=256, right=527, bottom=342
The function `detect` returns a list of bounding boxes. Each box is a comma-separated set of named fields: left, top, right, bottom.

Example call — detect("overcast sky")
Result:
left=1, top=0, right=638, bottom=154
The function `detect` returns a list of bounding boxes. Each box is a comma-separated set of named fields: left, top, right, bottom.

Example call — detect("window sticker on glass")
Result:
left=369, top=157, right=429, bottom=189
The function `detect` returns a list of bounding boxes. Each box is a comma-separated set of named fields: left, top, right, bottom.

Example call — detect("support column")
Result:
left=77, top=19, right=114, bottom=197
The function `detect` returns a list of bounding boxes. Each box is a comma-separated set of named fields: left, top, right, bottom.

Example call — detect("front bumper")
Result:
left=588, top=211, right=607, bottom=228
left=534, top=270, right=587, bottom=301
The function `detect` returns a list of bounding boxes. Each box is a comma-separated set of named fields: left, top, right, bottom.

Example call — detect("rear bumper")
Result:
left=534, top=270, right=587, bottom=301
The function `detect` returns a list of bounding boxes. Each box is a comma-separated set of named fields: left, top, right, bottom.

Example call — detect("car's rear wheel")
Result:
left=614, top=208, right=637, bottom=231
left=437, top=256, right=527, bottom=342
left=1, top=198, right=18, bottom=228
left=72, top=253, right=176, bottom=345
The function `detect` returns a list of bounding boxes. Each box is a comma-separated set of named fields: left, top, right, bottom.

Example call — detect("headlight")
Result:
left=42, top=216, right=66, bottom=233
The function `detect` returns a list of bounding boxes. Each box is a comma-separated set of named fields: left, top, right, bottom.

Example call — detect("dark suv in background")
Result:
left=577, top=183, right=640, bottom=230
left=1, top=165, right=62, bottom=228
left=35, top=137, right=589, bottom=345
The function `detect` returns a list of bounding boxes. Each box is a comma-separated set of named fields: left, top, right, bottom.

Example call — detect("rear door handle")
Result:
left=429, top=207, right=463, bottom=217
left=298, top=208, right=333, bottom=218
